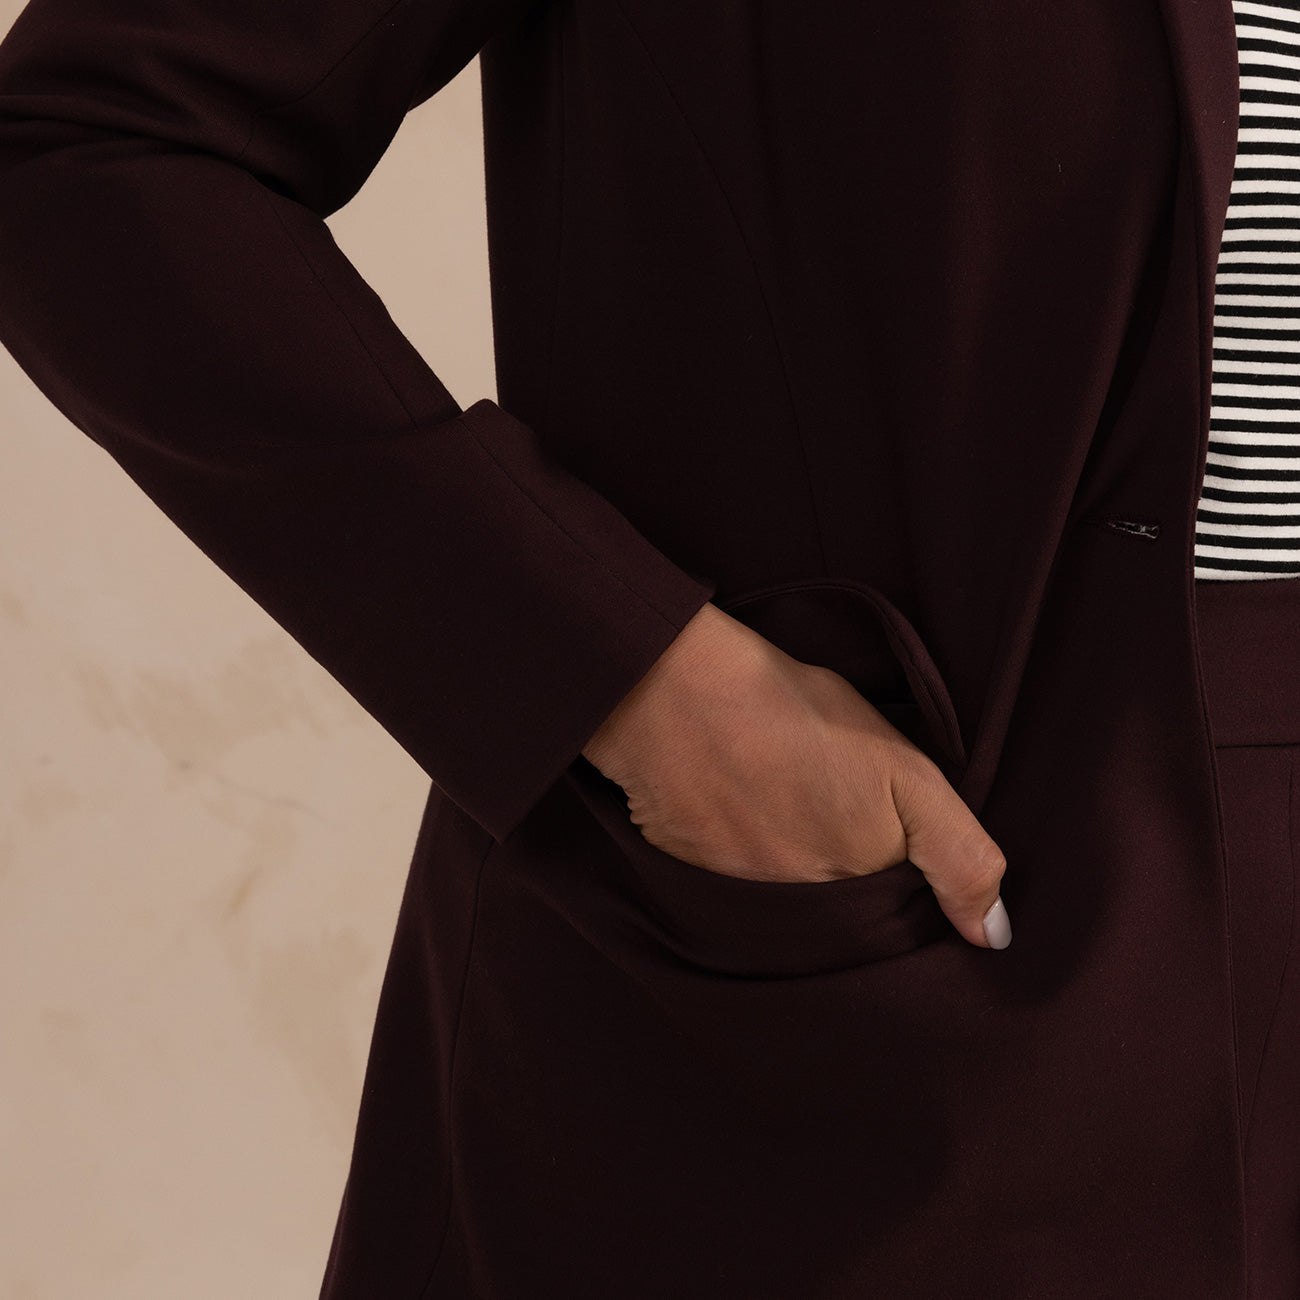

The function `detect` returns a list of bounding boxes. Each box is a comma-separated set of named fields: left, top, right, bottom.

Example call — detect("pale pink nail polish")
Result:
left=983, top=896, right=1012, bottom=950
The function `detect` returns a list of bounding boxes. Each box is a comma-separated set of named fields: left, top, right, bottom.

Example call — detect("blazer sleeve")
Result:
left=0, top=0, right=718, bottom=844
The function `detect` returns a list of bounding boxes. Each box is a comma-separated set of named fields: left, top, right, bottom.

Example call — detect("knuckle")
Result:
left=932, top=839, right=1005, bottom=905
left=886, top=745, right=937, bottom=802
left=961, top=843, right=1007, bottom=898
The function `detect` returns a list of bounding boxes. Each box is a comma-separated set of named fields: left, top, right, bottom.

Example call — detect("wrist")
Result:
left=581, top=601, right=762, bottom=777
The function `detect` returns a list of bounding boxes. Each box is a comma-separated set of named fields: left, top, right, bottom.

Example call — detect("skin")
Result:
left=581, top=600, right=1009, bottom=950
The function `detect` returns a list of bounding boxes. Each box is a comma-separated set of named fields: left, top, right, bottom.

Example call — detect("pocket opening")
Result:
left=564, top=575, right=967, bottom=977
left=715, top=576, right=967, bottom=776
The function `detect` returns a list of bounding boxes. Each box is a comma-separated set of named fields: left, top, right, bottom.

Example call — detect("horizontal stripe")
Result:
left=1241, top=95, right=1300, bottom=108
left=1213, top=302, right=1300, bottom=315
left=1198, top=501, right=1300, bottom=515
left=1236, top=1, right=1300, bottom=23
left=1214, top=322, right=1300, bottom=334
left=1223, top=215, right=1300, bottom=226
left=1238, top=41, right=1300, bottom=61
left=1222, top=247, right=1300, bottom=259
left=1200, top=480, right=1300, bottom=498
left=1240, top=117, right=1300, bottom=131
left=1209, top=388, right=1300, bottom=403
left=1217, top=262, right=1300, bottom=274
left=1238, top=75, right=1300, bottom=95
left=1200, top=462, right=1300, bottom=480
left=1219, top=242, right=1300, bottom=255
left=1216, top=271, right=1300, bottom=283
left=1241, top=86, right=1300, bottom=105
left=1218, top=204, right=1300, bottom=220
left=1229, top=176, right=1300, bottom=190
left=1215, top=360, right=1300, bottom=375
left=1192, top=558, right=1300, bottom=575
left=1238, top=56, right=1300, bottom=79
left=1196, top=512, right=1300, bottom=529
left=1240, top=33, right=1300, bottom=49
left=1209, top=412, right=1300, bottom=428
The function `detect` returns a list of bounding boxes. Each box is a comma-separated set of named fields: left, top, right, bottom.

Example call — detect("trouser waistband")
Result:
left=1194, top=575, right=1300, bottom=748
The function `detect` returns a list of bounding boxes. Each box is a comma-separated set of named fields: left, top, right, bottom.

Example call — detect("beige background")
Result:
left=0, top=18, right=496, bottom=1297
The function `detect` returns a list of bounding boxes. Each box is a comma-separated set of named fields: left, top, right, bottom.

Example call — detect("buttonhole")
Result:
left=1097, top=516, right=1161, bottom=540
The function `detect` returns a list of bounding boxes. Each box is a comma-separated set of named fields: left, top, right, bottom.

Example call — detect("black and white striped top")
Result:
left=1194, top=0, right=1300, bottom=580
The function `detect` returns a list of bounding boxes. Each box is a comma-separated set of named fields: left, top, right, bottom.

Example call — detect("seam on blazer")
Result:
left=1190, top=619, right=1250, bottom=1245
left=249, top=175, right=441, bottom=436
left=246, top=112, right=689, bottom=631
left=1242, top=749, right=1299, bottom=1148
left=605, top=0, right=832, bottom=578
left=455, top=402, right=689, bottom=628
left=420, top=833, right=494, bottom=1299
left=232, top=0, right=414, bottom=168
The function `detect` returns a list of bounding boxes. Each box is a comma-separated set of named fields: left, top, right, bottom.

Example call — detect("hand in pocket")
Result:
left=582, top=600, right=1011, bottom=950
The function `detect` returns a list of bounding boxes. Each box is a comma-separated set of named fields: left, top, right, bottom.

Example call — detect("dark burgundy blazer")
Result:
left=0, top=0, right=1249, bottom=1294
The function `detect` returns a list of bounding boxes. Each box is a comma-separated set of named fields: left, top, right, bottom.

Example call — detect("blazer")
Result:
left=0, top=0, right=1248, bottom=1294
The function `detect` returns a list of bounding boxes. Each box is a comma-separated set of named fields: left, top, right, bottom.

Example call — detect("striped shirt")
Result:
left=1194, top=0, right=1300, bottom=580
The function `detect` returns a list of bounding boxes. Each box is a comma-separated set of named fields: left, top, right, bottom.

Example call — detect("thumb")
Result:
left=888, top=759, right=1012, bottom=951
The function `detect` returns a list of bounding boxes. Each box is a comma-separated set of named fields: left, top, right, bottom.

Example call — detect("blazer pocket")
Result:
left=564, top=576, right=967, bottom=978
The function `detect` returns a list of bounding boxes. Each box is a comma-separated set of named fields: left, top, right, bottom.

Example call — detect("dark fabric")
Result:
left=1198, top=576, right=1300, bottom=746
left=0, top=0, right=1276, bottom=1293
left=1198, top=575, right=1300, bottom=1300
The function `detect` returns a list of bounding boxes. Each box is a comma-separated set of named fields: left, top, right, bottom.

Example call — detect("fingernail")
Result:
left=983, top=895, right=1012, bottom=950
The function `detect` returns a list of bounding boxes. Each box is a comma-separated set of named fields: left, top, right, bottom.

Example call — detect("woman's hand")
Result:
left=581, top=601, right=1012, bottom=950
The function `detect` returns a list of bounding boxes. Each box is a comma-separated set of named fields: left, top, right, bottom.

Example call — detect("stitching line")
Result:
left=605, top=0, right=831, bottom=579
left=1242, top=748, right=1298, bottom=1147
left=250, top=175, right=433, bottom=436
left=457, top=403, right=687, bottom=629
left=254, top=151, right=689, bottom=633
left=418, top=833, right=494, bottom=1298
left=233, top=0, right=415, bottom=167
